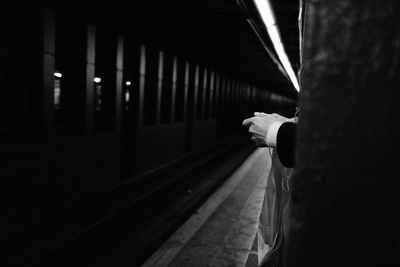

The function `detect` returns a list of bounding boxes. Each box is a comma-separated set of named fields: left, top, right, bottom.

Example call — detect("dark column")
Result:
left=289, top=1, right=400, bottom=266
left=138, top=45, right=146, bottom=127
left=156, top=51, right=163, bottom=125
left=230, top=80, right=236, bottom=130
left=238, top=82, right=243, bottom=127
left=183, top=61, right=190, bottom=122
left=42, top=8, right=55, bottom=139
left=171, top=57, right=177, bottom=123
left=192, top=65, right=199, bottom=120
left=225, top=78, right=231, bottom=121
left=201, top=68, right=208, bottom=119
left=238, top=83, right=244, bottom=121
left=252, top=86, right=256, bottom=111
left=115, top=36, right=124, bottom=134
left=85, top=26, right=95, bottom=136
left=55, top=14, right=88, bottom=136
left=220, top=75, right=226, bottom=118
left=213, top=73, right=219, bottom=118
left=185, top=62, right=194, bottom=152
left=208, top=71, right=214, bottom=118
left=245, top=85, right=251, bottom=116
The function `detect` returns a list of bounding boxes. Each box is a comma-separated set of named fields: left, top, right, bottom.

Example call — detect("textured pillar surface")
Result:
left=289, top=0, right=400, bottom=266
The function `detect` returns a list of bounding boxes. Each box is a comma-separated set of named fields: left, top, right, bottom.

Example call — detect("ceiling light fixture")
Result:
left=54, top=72, right=62, bottom=78
left=253, top=0, right=300, bottom=91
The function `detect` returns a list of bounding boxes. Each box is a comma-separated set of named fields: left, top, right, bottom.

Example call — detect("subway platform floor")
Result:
left=142, top=148, right=272, bottom=267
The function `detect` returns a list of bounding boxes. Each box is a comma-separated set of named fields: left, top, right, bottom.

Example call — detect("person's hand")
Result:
left=242, top=112, right=292, bottom=147
left=253, top=112, right=294, bottom=122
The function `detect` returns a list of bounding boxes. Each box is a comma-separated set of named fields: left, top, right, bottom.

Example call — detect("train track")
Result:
left=2, top=135, right=254, bottom=266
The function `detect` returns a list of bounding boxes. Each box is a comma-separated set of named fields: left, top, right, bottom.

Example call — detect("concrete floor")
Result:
left=143, top=148, right=272, bottom=267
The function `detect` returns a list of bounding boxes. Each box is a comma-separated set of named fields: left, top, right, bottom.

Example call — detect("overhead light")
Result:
left=253, top=0, right=300, bottom=92
left=94, top=77, right=102, bottom=83
left=54, top=72, right=62, bottom=78
left=125, top=81, right=132, bottom=86
left=125, top=91, right=130, bottom=102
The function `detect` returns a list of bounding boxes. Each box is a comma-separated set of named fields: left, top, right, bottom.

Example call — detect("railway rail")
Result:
left=2, top=135, right=254, bottom=266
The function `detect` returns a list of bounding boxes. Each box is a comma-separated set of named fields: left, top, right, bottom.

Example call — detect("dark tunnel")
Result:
left=2, top=1, right=399, bottom=267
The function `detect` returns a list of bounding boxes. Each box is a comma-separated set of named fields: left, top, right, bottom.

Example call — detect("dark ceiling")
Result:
left=270, top=0, right=302, bottom=72
left=51, top=0, right=300, bottom=99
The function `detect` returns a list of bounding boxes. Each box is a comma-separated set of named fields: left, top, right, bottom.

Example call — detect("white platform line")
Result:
left=142, top=148, right=267, bottom=267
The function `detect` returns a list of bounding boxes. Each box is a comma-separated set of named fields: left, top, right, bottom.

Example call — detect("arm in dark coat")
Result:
left=276, top=122, right=296, bottom=168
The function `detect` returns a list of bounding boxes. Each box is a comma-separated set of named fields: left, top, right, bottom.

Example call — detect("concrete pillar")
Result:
left=138, top=45, right=146, bottom=127
left=156, top=51, right=164, bottom=125
left=115, top=36, right=124, bottom=134
left=41, top=8, right=55, bottom=139
left=218, top=75, right=225, bottom=119
left=171, top=57, right=178, bottom=123
left=289, top=1, right=400, bottom=266
left=201, top=68, right=208, bottom=120
left=193, top=65, right=200, bottom=120
left=85, top=26, right=95, bottom=136
left=208, top=71, right=215, bottom=119
left=183, top=61, right=190, bottom=122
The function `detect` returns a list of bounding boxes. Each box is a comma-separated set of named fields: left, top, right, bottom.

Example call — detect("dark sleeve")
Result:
left=276, top=122, right=296, bottom=168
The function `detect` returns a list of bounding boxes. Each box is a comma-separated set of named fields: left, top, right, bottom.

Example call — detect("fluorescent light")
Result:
left=254, top=0, right=276, bottom=27
left=253, top=0, right=300, bottom=91
left=54, top=72, right=62, bottom=78
left=94, top=77, right=102, bottom=83
left=125, top=81, right=131, bottom=86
